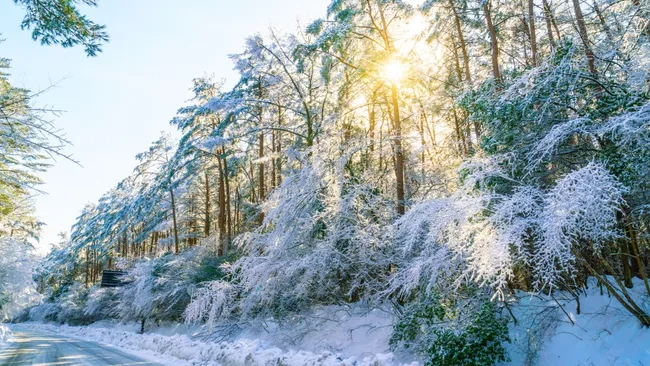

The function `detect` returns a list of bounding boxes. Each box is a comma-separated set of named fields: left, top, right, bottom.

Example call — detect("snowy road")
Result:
left=0, top=327, right=164, bottom=365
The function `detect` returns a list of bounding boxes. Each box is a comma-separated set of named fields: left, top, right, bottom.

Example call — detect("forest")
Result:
left=2, top=0, right=650, bottom=365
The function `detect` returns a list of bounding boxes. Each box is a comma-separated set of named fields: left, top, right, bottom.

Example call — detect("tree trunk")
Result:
left=258, top=133, right=265, bottom=201
left=419, top=113, right=426, bottom=175
left=543, top=0, right=561, bottom=41
left=235, top=186, right=241, bottom=234
left=571, top=0, right=597, bottom=74
left=543, top=0, right=557, bottom=48
left=391, top=83, right=406, bottom=215
left=257, top=79, right=266, bottom=225
left=529, top=0, right=538, bottom=66
left=222, top=147, right=232, bottom=245
left=420, top=101, right=436, bottom=147
left=451, top=0, right=472, bottom=82
left=626, top=223, right=650, bottom=296
left=95, top=250, right=99, bottom=283
left=249, top=161, right=256, bottom=204
left=90, top=249, right=95, bottom=284
left=483, top=1, right=501, bottom=80
left=464, top=116, right=473, bottom=152
left=620, top=239, right=634, bottom=288
left=170, top=189, right=180, bottom=254
left=85, top=247, right=90, bottom=287
left=217, top=157, right=227, bottom=256
left=520, top=12, right=532, bottom=66
left=453, top=108, right=467, bottom=154
left=593, top=1, right=621, bottom=61
left=271, top=131, right=276, bottom=189
left=451, top=40, right=464, bottom=82
left=204, top=170, right=211, bottom=236
left=123, top=232, right=128, bottom=258
left=276, top=128, right=282, bottom=187
left=258, top=132, right=265, bottom=224
left=367, top=109, right=375, bottom=163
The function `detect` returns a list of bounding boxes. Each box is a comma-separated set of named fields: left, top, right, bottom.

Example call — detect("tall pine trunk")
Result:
left=85, top=247, right=90, bottom=287
left=258, top=132, right=265, bottom=224
left=483, top=1, right=501, bottom=80
left=543, top=0, right=556, bottom=48
left=571, top=0, right=597, bottom=74
left=170, top=188, right=180, bottom=254
left=217, top=157, right=227, bottom=256
left=450, top=0, right=471, bottom=82
left=391, top=83, right=406, bottom=215
left=529, top=0, right=538, bottom=66
left=222, top=147, right=232, bottom=244
left=204, top=170, right=211, bottom=237
left=543, top=0, right=561, bottom=41
left=376, top=2, right=406, bottom=215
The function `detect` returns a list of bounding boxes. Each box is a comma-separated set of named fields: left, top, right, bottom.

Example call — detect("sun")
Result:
left=381, top=59, right=407, bottom=85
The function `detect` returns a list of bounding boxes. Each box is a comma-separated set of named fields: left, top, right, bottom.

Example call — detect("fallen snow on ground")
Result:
left=504, top=277, right=650, bottom=365
left=80, top=304, right=403, bottom=362
left=232, top=305, right=403, bottom=361
left=86, top=303, right=419, bottom=365
left=17, top=279, right=650, bottom=365
left=0, top=325, right=10, bottom=349
left=17, top=320, right=416, bottom=366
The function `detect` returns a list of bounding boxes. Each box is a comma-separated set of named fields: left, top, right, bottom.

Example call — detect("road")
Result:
left=0, top=327, right=164, bottom=365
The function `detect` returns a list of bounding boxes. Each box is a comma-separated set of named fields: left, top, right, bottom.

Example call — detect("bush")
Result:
left=191, top=251, right=239, bottom=284
left=25, top=283, right=94, bottom=325
left=116, top=248, right=233, bottom=324
left=391, top=294, right=510, bottom=366
left=56, top=283, right=94, bottom=325
left=27, top=302, right=60, bottom=322
left=84, top=287, right=118, bottom=320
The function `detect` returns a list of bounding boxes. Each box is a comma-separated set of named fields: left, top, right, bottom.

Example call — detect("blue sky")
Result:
left=1, top=0, right=329, bottom=252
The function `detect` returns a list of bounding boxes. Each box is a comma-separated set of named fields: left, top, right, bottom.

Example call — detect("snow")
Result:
left=12, top=278, right=650, bottom=365
left=505, top=277, right=650, bottom=365
left=1, top=326, right=164, bottom=365
left=235, top=305, right=400, bottom=361
left=0, top=325, right=10, bottom=349
left=0, top=237, right=41, bottom=320
left=17, top=305, right=417, bottom=366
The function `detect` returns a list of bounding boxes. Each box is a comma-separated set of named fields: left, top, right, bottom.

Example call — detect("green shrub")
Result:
left=192, top=251, right=239, bottom=284
left=391, top=294, right=510, bottom=366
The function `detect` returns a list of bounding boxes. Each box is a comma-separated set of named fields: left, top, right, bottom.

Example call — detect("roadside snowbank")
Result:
left=17, top=279, right=650, bottom=365
left=0, top=325, right=9, bottom=348
left=17, top=322, right=415, bottom=366
left=231, top=305, right=401, bottom=361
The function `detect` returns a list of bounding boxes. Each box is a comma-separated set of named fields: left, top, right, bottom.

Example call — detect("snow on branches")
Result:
left=0, top=237, right=40, bottom=320
left=389, top=160, right=625, bottom=299
left=599, top=102, right=650, bottom=157
left=535, top=163, right=625, bottom=290
left=184, top=281, right=235, bottom=329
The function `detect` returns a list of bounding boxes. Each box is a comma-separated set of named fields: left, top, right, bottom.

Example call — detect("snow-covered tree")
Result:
left=0, top=237, right=40, bottom=320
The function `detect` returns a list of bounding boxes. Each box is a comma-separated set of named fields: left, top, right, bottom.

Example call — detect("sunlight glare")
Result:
left=382, top=59, right=407, bottom=85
